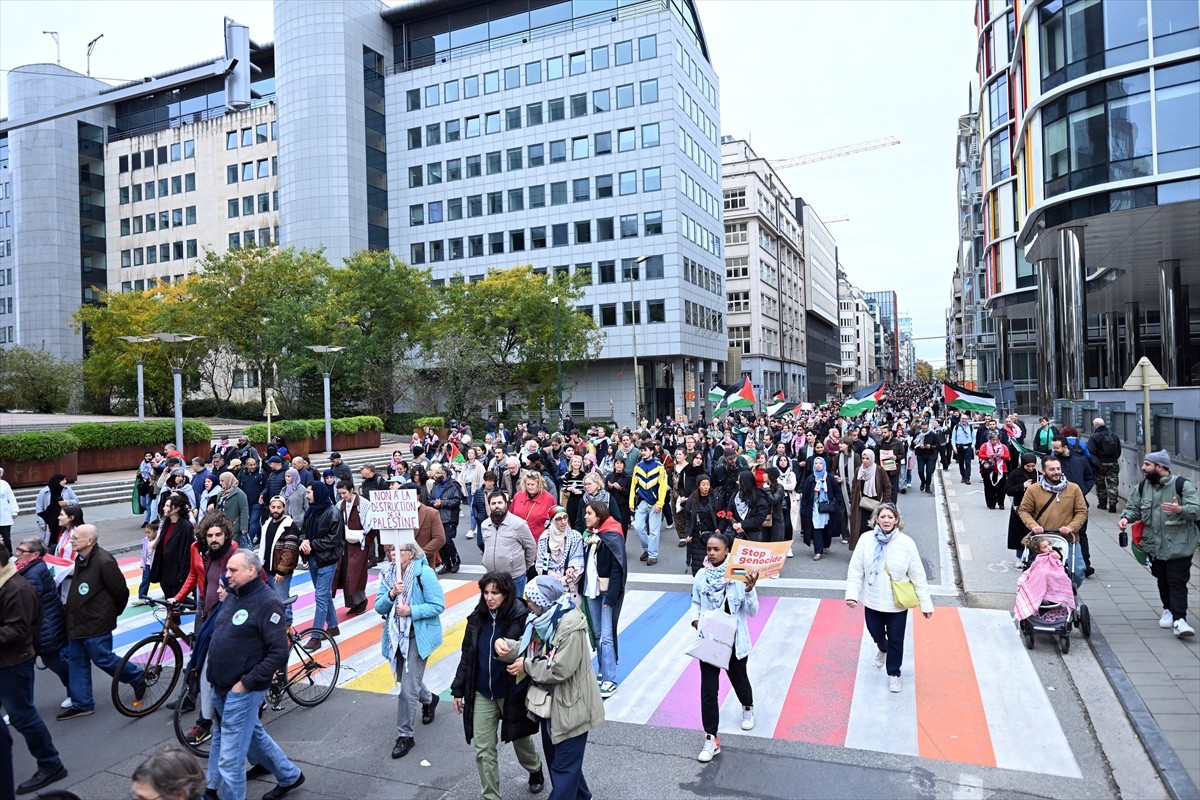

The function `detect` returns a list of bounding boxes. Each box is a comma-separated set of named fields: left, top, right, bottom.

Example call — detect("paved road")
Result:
left=11, top=470, right=1145, bottom=800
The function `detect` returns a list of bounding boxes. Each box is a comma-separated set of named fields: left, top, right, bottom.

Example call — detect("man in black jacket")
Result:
left=59, top=525, right=145, bottom=720
left=429, top=464, right=462, bottom=574
left=239, top=456, right=267, bottom=546
left=358, top=464, right=389, bottom=566
left=205, top=549, right=305, bottom=800
left=1053, top=436, right=1097, bottom=577
left=0, top=543, right=69, bottom=794
left=262, top=456, right=288, bottom=504
left=1087, top=417, right=1122, bottom=512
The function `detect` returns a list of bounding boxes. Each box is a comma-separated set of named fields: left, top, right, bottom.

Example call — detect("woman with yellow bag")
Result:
left=844, top=504, right=933, bottom=693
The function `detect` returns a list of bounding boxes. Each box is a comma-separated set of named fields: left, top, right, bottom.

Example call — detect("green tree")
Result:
left=324, top=250, right=437, bottom=418
left=915, top=360, right=933, bottom=382
left=0, top=346, right=80, bottom=413
left=934, top=366, right=948, bottom=382
left=184, top=246, right=333, bottom=409
left=74, top=282, right=199, bottom=415
left=437, top=266, right=602, bottom=412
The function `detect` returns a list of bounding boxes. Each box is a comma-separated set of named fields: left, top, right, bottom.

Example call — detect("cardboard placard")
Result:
left=378, top=528, right=416, bottom=551
left=370, top=489, right=421, bottom=530
left=723, top=539, right=791, bottom=581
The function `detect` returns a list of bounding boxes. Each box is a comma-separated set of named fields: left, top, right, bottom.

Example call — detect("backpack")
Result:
left=1093, top=429, right=1121, bottom=459
left=1069, top=442, right=1100, bottom=472
left=1137, top=475, right=1188, bottom=506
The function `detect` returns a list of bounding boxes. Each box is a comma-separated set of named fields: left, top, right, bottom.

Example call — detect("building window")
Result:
left=466, top=155, right=481, bottom=177
left=618, top=128, right=635, bottom=152
left=505, top=65, right=520, bottom=90
left=572, top=137, right=589, bottom=160
left=616, top=83, right=634, bottom=109
left=510, top=230, right=526, bottom=251
left=551, top=223, right=568, bottom=246
left=464, top=75, right=479, bottom=98
left=619, top=171, right=637, bottom=195
left=595, top=131, right=612, bottom=155
left=186, top=206, right=197, bottom=225
left=411, top=243, right=425, bottom=263
left=597, top=217, right=614, bottom=241
left=508, top=188, right=524, bottom=211
left=574, top=220, right=591, bottom=243
left=729, top=325, right=751, bottom=354
left=448, top=198, right=463, bottom=220
left=449, top=237, right=464, bottom=259
left=186, top=239, right=197, bottom=258
left=644, top=211, right=663, bottom=236
left=620, top=214, right=638, bottom=238
left=569, top=51, right=586, bottom=76
left=427, top=85, right=441, bottom=107
left=551, top=182, right=568, bottom=206
left=531, top=226, right=547, bottom=248
left=596, top=174, right=614, bottom=198
left=468, top=235, right=483, bottom=257
left=426, top=123, right=441, bottom=145
left=526, top=61, right=542, bottom=84
left=724, top=189, right=746, bottom=210
left=488, top=191, right=503, bottom=214
left=547, top=56, right=563, bottom=80
left=468, top=195, right=482, bottom=217
left=640, top=79, right=659, bottom=104
left=444, top=80, right=459, bottom=103
left=549, top=98, right=565, bottom=121
left=228, top=233, right=241, bottom=250
left=529, top=185, right=546, bottom=207
left=484, top=70, right=499, bottom=93
left=647, top=299, right=665, bottom=323
left=487, top=152, right=502, bottom=174
left=227, top=165, right=238, bottom=184
left=486, top=112, right=500, bottom=134
left=615, top=39, right=633, bottom=65
left=185, top=173, right=195, bottom=191
left=446, top=119, right=461, bottom=141
left=447, top=158, right=462, bottom=180
left=644, top=254, right=664, bottom=279
left=727, top=291, right=750, bottom=312
left=529, top=143, right=545, bottom=166
left=572, top=178, right=590, bottom=202
left=409, top=166, right=423, bottom=188
left=226, top=131, right=238, bottom=150
left=599, top=260, right=616, bottom=284
left=489, top=232, right=504, bottom=254
left=643, top=167, right=661, bottom=192
left=410, top=204, right=424, bottom=226
left=600, top=303, right=617, bottom=327
left=623, top=301, right=641, bottom=325
left=593, top=89, right=611, bottom=115
left=642, top=123, right=660, bottom=148
left=725, top=222, right=748, bottom=245
left=592, top=46, right=609, bottom=70
left=507, top=148, right=523, bottom=171
left=550, top=140, right=567, bottom=163
left=571, top=93, right=588, bottom=118
left=527, top=102, right=544, bottom=125
left=506, top=107, right=522, bottom=130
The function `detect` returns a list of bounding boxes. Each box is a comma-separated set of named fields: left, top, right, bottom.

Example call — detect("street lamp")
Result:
left=305, top=345, right=345, bottom=452
left=117, top=335, right=154, bottom=422
left=146, top=332, right=204, bottom=451
left=550, top=296, right=563, bottom=427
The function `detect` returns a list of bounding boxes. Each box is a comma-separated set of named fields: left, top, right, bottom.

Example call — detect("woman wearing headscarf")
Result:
left=844, top=503, right=933, bottom=693
left=977, top=431, right=1011, bottom=510
left=536, top=506, right=585, bottom=607
left=214, top=472, right=249, bottom=548
left=388, top=450, right=406, bottom=478
left=776, top=455, right=798, bottom=553
left=799, top=457, right=846, bottom=561
left=194, top=474, right=221, bottom=522
left=761, top=467, right=786, bottom=544
left=848, top=449, right=892, bottom=550
left=690, top=531, right=760, bottom=763
left=34, top=473, right=79, bottom=552
left=581, top=500, right=626, bottom=699
left=683, top=475, right=720, bottom=576
left=451, top=571, right=544, bottom=800
left=157, top=468, right=196, bottom=518
left=377, top=541, right=445, bottom=760
left=495, top=576, right=605, bottom=800
left=281, top=467, right=308, bottom=522
left=1006, top=453, right=1040, bottom=563
left=300, top=481, right=344, bottom=649
left=721, top=471, right=768, bottom=543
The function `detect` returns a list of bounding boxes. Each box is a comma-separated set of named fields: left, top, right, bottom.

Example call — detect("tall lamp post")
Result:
left=305, top=346, right=345, bottom=452
left=147, top=332, right=204, bottom=451
left=550, top=296, right=563, bottom=426
left=117, top=335, right=154, bottom=422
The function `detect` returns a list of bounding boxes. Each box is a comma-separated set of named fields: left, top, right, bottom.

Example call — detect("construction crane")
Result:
left=824, top=216, right=850, bottom=224
left=769, top=136, right=900, bottom=171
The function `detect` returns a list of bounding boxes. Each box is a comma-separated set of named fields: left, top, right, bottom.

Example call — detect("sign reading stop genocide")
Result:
left=370, top=489, right=421, bottom=530
left=723, top=539, right=791, bottom=582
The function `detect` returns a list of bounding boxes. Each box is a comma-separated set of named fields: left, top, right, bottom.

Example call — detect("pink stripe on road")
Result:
left=646, top=594, right=777, bottom=730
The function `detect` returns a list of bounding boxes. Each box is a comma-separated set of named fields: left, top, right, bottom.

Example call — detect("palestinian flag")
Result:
left=707, top=384, right=729, bottom=405
left=943, top=382, right=997, bottom=414
left=772, top=390, right=785, bottom=402
left=768, top=401, right=799, bottom=419
left=841, top=381, right=885, bottom=417
left=446, top=442, right=465, bottom=463
left=716, top=377, right=756, bottom=412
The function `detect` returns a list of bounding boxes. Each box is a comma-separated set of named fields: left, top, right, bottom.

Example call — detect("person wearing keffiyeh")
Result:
left=376, top=542, right=445, bottom=760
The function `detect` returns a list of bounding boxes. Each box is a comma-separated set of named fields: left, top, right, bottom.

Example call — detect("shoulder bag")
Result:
left=884, top=562, right=920, bottom=609
left=859, top=495, right=880, bottom=514
left=685, top=593, right=736, bottom=669
left=526, top=681, right=553, bottom=718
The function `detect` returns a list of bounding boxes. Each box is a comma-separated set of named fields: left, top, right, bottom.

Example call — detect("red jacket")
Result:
left=509, top=489, right=557, bottom=544
left=174, top=541, right=240, bottom=616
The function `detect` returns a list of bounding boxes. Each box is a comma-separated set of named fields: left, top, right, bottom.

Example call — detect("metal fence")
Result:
left=1056, top=404, right=1199, bottom=465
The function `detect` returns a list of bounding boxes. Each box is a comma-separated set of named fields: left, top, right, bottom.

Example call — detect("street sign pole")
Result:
left=1122, top=356, right=1167, bottom=454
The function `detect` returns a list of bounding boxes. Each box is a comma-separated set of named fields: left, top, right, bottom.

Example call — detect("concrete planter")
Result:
left=76, top=441, right=210, bottom=473
left=4, top=452, right=79, bottom=488
left=253, top=438, right=319, bottom=459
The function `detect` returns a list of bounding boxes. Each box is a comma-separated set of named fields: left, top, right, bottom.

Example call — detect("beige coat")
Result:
left=501, top=609, right=605, bottom=744
left=1018, top=483, right=1088, bottom=535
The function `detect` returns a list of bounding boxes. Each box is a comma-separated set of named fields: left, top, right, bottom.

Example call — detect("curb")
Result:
left=1087, top=623, right=1200, bottom=800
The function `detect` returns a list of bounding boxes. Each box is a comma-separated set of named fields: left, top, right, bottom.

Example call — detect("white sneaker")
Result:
left=1159, top=609, right=1175, bottom=629
left=786, top=549, right=794, bottom=558
left=741, top=706, right=754, bottom=731
left=874, top=650, right=886, bottom=669
left=465, top=532, right=474, bottom=539
left=1174, top=619, right=1195, bottom=638
left=697, top=734, right=720, bottom=762
left=61, top=697, right=73, bottom=709
left=888, top=675, right=901, bottom=693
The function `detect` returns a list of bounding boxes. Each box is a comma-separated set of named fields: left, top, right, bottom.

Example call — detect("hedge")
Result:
left=65, top=420, right=213, bottom=450
left=0, top=432, right=82, bottom=462
left=243, top=416, right=383, bottom=442
left=414, top=416, right=445, bottom=429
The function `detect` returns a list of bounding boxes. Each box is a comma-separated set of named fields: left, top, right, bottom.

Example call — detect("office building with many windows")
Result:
left=968, top=0, right=1199, bottom=410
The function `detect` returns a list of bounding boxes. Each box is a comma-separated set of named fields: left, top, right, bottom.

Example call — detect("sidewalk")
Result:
left=944, top=468, right=1200, bottom=796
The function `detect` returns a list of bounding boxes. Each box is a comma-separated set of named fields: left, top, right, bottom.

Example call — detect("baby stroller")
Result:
left=1015, top=533, right=1091, bottom=653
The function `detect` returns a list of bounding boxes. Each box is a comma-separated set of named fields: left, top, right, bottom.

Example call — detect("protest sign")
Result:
left=371, top=489, right=421, bottom=529
left=723, top=539, right=791, bottom=581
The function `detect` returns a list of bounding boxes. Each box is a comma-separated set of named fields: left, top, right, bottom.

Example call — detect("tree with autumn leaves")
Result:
left=75, top=248, right=601, bottom=419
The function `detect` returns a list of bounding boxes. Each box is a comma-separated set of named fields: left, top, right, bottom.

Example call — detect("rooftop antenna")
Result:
left=86, top=34, right=104, bottom=76
left=43, top=31, right=60, bottom=65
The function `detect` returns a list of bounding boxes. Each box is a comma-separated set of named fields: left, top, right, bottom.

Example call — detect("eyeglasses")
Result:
left=15, top=548, right=33, bottom=555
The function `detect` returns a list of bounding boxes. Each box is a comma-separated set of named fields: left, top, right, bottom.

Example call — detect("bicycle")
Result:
left=112, top=597, right=196, bottom=718
left=174, top=597, right=341, bottom=757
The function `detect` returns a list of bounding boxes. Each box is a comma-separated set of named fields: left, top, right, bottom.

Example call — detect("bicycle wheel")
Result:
left=284, top=628, right=340, bottom=707
left=172, top=683, right=212, bottom=758
left=112, top=634, right=182, bottom=717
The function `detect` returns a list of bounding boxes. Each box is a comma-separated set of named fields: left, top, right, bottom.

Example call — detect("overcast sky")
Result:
left=1, top=0, right=976, bottom=364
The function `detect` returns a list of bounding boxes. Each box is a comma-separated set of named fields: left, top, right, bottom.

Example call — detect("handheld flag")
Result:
left=841, top=381, right=885, bottom=417
left=707, top=384, right=729, bottom=405
left=767, top=401, right=799, bottom=419
left=943, top=382, right=997, bottom=415
left=772, top=390, right=785, bottom=402
left=716, top=377, right=756, bottom=412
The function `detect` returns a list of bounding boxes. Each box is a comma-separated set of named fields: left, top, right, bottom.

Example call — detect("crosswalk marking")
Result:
left=112, top=558, right=1080, bottom=778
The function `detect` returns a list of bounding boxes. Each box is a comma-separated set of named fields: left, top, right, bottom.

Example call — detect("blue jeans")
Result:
left=863, top=607, right=909, bottom=677
left=271, top=573, right=294, bottom=626
left=512, top=573, right=527, bottom=600
left=540, top=719, right=591, bottom=800
left=138, top=564, right=153, bottom=599
left=41, top=646, right=70, bottom=691
left=207, top=687, right=301, bottom=800
left=587, top=596, right=617, bottom=683
left=633, top=501, right=662, bottom=559
left=0, top=658, right=62, bottom=770
left=473, top=518, right=485, bottom=552
left=309, top=560, right=339, bottom=631
left=247, top=503, right=263, bottom=546
left=1066, top=542, right=1086, bottom=589
left=67, top=633, right=143, bottom=711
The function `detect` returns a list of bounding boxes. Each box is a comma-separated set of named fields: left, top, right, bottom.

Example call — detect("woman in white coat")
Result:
left=844, top=503, right=933, bottom=693
left=0, top=466, right=19, bottom=551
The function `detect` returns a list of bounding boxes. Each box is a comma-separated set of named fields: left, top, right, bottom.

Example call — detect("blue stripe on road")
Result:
left=593, top=591, right=692, bottom=684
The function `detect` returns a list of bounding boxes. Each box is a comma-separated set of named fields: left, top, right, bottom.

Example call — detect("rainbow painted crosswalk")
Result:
left=113, top=558, right=1080, bottom=778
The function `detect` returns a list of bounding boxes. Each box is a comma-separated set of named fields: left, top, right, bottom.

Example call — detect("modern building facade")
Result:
left=275, top=0, right=728, bottom=424
left=720, top=138, right=807, bottom=403
left=0, top=137, right=12, bottom=345
left=797, top=198, right=840, bottom=403
left=948, top=97, right=985, bottom=389
left=969, top=0, right=1200, bottom=410
left=838, top=273, right=878, bottom=390
left=864, top=290, right=899, bottom=381
left=2, top=0, right=727, bottom=424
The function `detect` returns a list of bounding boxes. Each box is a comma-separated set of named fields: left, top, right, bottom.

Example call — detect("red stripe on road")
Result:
left=773, top=598, right=863, bottom=745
